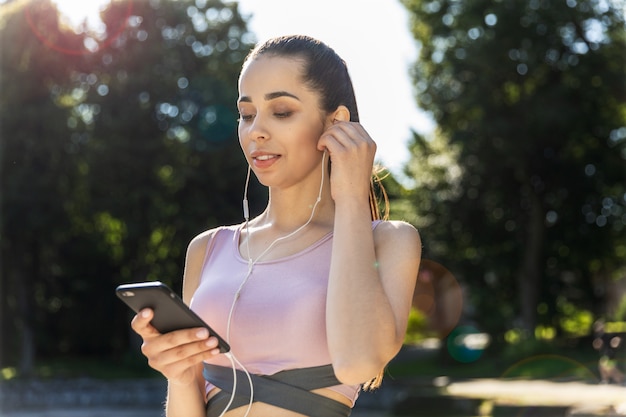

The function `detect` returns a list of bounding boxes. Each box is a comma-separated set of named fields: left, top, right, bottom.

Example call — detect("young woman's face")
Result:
left=237, top=55, right=329, bottom=189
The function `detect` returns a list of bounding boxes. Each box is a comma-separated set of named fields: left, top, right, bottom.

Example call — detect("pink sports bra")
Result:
left=190, top=222, right=380, bottom=404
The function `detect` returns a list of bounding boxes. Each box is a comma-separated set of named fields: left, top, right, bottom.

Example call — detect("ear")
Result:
left=330, top=105, right=350, bottom=123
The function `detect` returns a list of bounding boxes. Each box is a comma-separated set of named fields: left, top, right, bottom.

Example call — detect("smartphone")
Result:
left=116, top=281, right=230, bottom=353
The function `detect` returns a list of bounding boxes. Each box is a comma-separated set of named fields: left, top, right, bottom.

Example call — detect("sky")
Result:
left=43, top=0, right=436, bottom=175
left=235, top=0, right=435, bottom=174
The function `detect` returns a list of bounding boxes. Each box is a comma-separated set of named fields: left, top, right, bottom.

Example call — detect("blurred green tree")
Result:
left=401, top=0, right=626, bottom=339
left=0, top=0, right=89, bottom=376
left=1, top=0, right=261, bottom=375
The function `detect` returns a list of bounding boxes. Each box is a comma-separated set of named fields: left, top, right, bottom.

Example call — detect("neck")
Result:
left=260, top=184, right=334, bottom=231
left=241, top=153, right=333, bottom=265
left=251, top=151, right=333, bottom=231
left=242, top=176, right=333, bottom=265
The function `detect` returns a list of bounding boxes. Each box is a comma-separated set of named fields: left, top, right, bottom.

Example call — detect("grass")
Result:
left=387, top=340, right=606, bottom=383
left=2, top=353, right=161, bottom=381
left=2, top=339, right=615, bottom=382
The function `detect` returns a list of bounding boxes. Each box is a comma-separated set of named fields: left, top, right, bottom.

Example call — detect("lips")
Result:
left=255, top=154, right=278, bottom=161
left=250, top=151, right=281, bottom=168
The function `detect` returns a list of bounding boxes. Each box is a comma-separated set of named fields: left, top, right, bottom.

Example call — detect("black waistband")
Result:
left=203, top=363, right=352, bottom=417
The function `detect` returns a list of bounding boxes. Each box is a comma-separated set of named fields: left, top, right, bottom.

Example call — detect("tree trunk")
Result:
left=16, top=240, right=37, bottom=377
left=518, top=192, right=545, bottom=334
left=0, top=254, right=4, bottom=368
left=605, top=274, right=626, bottom=319
left=17, top=284, right=35, bottom=376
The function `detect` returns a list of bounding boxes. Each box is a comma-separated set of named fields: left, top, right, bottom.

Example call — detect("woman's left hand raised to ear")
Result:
left=318, top=121, right=377, bottom=202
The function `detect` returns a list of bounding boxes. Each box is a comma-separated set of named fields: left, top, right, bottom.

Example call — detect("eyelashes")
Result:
left=237, top=111, right=293, bottom=122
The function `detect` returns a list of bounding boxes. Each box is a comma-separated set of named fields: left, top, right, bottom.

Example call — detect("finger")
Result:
left=146, top=334, right=221, bottom=369
left=141, top=327, right=215, bottom=356
left=131, top=309, right=160, bottom=338
left=325, top=122, right=374, bottom=151
left=321, top=132, right=374, bottom=164
left=156, top=348, right=216, bottom=382
left=146, top=339, right=220, bottom=383
left=331, top=120, right=365, bottom=138
left=318, top=124, right=352, bottom=153
left=337, top=123, right=375, bottom=149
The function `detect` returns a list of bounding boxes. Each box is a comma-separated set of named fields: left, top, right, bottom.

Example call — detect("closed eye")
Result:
left=274, top=112, right=292, bottom=119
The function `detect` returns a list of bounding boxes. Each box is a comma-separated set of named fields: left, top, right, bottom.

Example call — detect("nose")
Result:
left=248, top=114, right=269, bottom=141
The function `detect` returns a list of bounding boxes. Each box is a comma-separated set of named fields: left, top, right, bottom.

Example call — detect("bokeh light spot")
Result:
left=25, top=0, right=133, bottom=55
left=414, top=260, right=463, bottom=338
left=447, top=325, right=487, bottom=363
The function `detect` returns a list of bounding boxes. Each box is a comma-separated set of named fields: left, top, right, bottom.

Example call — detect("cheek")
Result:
left=238, top=123, right=249, bottom=144
left=291, top=128, right=318, bottom=150
left=303, top=122, right=325, bottom=146
left=238, top=126, right=250, bottom=157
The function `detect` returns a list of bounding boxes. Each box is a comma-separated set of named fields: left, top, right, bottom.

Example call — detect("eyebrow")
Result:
left=238, top=91, right=300, bottom=103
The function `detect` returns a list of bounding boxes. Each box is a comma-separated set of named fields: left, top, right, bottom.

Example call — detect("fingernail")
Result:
left=141, top=310, right=150, bottom=318
left=196, top=329, right=209, bottom=339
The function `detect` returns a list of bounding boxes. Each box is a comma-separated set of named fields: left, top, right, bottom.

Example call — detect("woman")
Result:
left=131, top=35, right=422, bottom=417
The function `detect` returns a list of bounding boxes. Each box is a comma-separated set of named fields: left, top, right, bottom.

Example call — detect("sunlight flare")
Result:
left=51, top=0, right=111, bottom=38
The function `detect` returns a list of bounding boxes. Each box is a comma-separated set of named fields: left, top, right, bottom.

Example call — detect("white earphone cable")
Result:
left=217, top=152, right=327, bottom=417
left=244, top=151, right=327, bottom=267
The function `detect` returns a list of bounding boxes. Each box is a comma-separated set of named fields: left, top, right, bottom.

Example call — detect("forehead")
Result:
left=238, top=56, right=310, bottom=99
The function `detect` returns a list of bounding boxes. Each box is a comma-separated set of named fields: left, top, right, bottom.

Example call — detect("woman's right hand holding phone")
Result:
left=131, top=308, right=222, bottom=386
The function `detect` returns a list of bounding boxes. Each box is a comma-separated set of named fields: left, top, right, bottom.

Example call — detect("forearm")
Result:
left=165, top=379, right=206, bottom=417
left=326, top=199, right=400, bottom=383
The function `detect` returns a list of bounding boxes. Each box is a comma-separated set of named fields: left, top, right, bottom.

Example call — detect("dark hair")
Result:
left=243, top=35, right=389, bottom=224
left=243, top=35, right=360, bottom=123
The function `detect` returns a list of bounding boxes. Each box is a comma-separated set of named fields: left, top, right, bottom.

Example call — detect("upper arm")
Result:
left=374, top=221, right=422, bottom=344
left=181, top=228, right=220, bottom=402
left=182, top=228, right=220, bottom=304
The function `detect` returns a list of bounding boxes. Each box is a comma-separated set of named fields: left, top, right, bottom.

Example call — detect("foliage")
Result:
left=0, top=0, right=264, bottom=374
left=388, top=338, right=602, bottom=380
left=556, top=297, right=594, bottom=337
left=404, top=307, right=435, bottom=344
left=614, top=296, right=626, bottom=321
left=401, top=0, right=626, bottom=339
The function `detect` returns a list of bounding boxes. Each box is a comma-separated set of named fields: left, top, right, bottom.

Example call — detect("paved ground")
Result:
left=446, top=378, right=626, bottom=416
left=1, top=408, right=390, bottom=417
left=2, top=408, right=162, bottom=417
left=3, top=379, right=625, bottom=416
left=447, top=378, right=626, bottom=406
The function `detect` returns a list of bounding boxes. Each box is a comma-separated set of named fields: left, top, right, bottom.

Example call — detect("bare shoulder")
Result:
left=374, top=220, right=422, bottom=253
left=373, top=220, right=421, bottom=323
left=187, top=227, right=222, bottom=257
left=183, top=226, right=224, bottom=301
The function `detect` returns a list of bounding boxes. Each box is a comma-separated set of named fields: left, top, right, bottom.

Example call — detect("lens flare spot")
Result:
left=413, top=259, right=463, bottom=338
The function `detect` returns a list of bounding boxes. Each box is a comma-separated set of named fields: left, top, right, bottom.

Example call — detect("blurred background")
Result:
left=0, top=0, right=625, bottom=415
